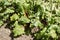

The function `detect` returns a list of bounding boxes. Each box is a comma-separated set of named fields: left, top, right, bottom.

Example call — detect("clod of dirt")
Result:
left=31, top=27, right=39, bottom=33
left=0, top=23, right=11, bottom=40
left=14, top=34, right=33, bottom=40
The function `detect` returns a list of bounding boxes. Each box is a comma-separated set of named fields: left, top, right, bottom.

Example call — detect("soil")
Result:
left=0, top=23, right=11, bottom=40
left=14, top=35, right=33, bottom=40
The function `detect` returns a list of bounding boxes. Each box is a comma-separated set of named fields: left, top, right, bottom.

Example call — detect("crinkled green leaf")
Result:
left=13, top=21, right=25, bottom=36
left=19, top=16, right=30, bottom=23
left=30, top=19, right=43, bottom=28
left=10, top=14, right=19, bottom=21
left=49, top=24, right=59, bottom=30
left=5, top=8, right=14, bottom=13
left=48, top=29, right=58, bottom=38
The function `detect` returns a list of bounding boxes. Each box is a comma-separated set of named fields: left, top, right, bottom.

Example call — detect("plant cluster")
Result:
left=0, top=0, right=60, bottom=40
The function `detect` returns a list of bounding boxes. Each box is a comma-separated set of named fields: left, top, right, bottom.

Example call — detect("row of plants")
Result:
left=0, top=0, right=60, bottom=40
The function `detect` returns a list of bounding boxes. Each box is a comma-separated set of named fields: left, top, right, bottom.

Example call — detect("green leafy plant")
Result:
left=0, top=0, right=60, bottom=40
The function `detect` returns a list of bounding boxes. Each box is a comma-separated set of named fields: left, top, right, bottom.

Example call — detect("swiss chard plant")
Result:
left=0, top=0, right=60, bottom=40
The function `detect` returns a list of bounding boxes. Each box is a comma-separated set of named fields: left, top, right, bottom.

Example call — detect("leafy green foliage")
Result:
left=0, top=0, right=60, bottom=40
left=19, top=16, right=30, bottom=23
left=48, top=29, right=58, bottom=38
left=10, top=14, right=19, bottom=21
left=13, top=21, right=25, bottom=36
